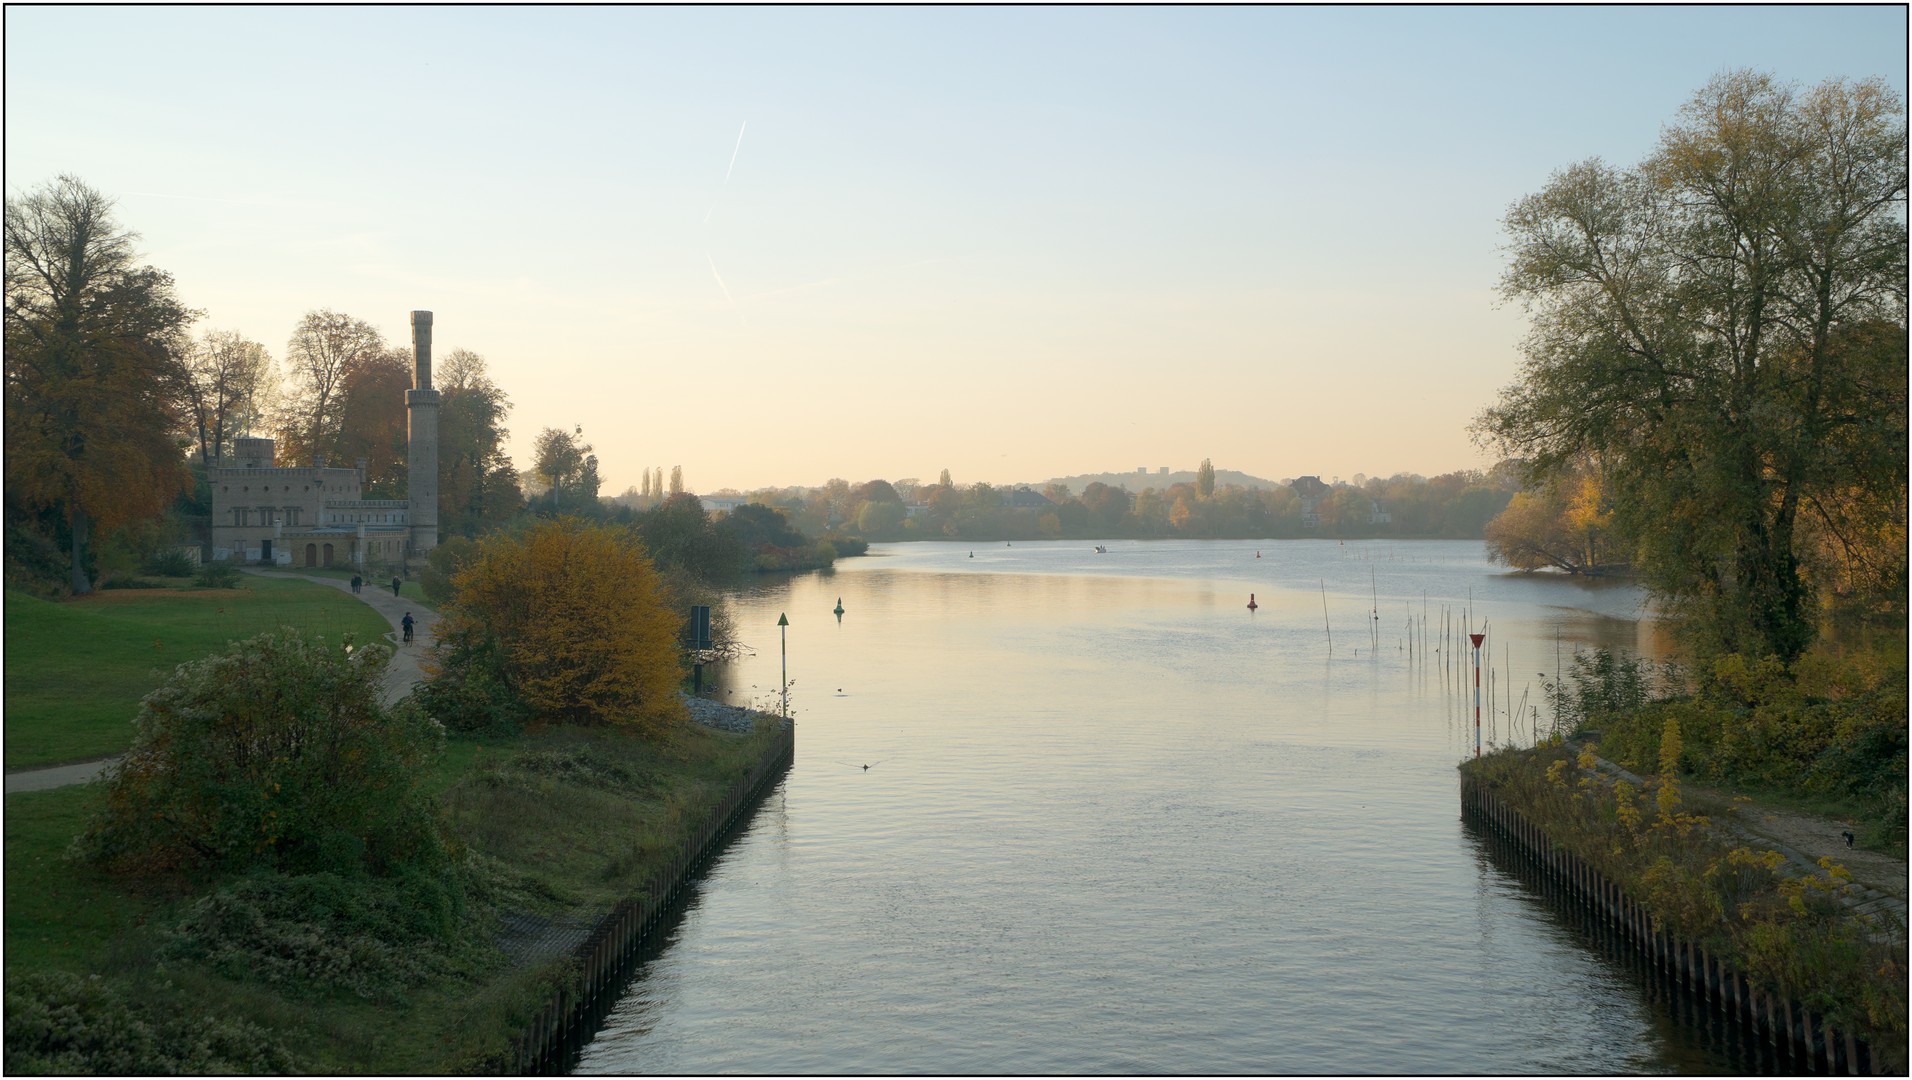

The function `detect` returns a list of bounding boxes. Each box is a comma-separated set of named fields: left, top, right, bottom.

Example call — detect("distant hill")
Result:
left=1040, top=467, right=1287, bottom=495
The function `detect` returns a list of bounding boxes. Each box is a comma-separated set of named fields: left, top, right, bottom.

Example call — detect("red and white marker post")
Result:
left=1469, top=632, right=1486, bottom=758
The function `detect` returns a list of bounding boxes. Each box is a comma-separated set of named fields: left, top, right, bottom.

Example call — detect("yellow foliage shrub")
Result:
left=442, top=518, right=687, bottom=734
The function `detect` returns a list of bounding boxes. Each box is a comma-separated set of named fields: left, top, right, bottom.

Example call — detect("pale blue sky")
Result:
left=7, top=5, right=1905, bottom=493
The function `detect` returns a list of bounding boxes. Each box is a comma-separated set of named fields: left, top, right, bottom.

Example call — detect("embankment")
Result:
left=1460, top=751, right=1905, bottom=1075
left=508, top=719, right=794, bottom=1073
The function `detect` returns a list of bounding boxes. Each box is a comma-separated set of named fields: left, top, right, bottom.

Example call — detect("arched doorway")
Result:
left=322, top=543, right=335, bottom=566
left=304, top=543, right=318, bottom=567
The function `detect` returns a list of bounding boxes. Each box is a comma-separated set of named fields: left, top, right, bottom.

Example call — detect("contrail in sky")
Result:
left=707, top=253, right=740, bottom=310
left=723, top=121, right=748, bottom=184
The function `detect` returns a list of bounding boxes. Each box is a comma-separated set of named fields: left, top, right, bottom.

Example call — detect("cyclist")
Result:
left=401, top=612, right=415, bottom=645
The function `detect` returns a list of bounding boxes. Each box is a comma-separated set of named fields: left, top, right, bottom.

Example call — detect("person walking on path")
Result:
left=391, top=576, right=401, bottom=597
left=351, top=574, right=362, bottom=595
left=401, top=612, right=415, bottom=645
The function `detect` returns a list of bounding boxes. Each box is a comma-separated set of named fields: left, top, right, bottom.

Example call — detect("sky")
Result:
left=6, top=5, right=1906, bottom=494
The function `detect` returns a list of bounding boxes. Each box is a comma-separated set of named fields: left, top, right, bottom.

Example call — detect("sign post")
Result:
left=1469, top=632, right=1486, bottom=758
left=777, top=612, right=789, bottom=721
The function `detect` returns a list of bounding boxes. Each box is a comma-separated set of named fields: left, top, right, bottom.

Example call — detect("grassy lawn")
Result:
left=3, top=718, right=786, bottom=1073
left=3, top=568, right=790, bottom=1072
left=4, top=578, right=394, bottom=768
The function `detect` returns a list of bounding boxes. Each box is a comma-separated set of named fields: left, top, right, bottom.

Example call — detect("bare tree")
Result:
left=182, top=329, right=273, bottom=465
left=281, top=309, right=383, bottom=465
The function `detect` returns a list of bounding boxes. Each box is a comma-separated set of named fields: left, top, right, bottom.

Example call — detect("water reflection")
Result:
left=578, top=540, right=1717, bottom=1074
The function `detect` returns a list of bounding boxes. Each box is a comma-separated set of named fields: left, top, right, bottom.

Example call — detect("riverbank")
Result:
left=4, top=701, right=790, bottom=1073
left=4, top=572, right=799, bottom=1071
left=1459, top=741, right=1907, bottom=1070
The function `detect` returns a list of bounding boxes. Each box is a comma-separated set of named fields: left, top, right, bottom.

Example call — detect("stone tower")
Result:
left=407, top=310, right=440, bottom=556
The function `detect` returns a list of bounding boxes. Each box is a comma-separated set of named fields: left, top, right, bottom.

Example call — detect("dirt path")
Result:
left=1687, top=781, right=1907, bottom=901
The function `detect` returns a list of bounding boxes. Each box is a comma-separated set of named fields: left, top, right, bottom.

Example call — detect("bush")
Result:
left=415, top=633, right=530, bottom=736
left=195, top=560, right=242, bottom=588
left=142, top=548, right=197, bottom=576
left=161, top=867, right=491, bottom=1003
left=79, top=629, right=447, bottom=877
left=435, top=517, right=687, bottom=734
left=4, top=971, right=297, bottom=1074
left=419, top=535, right=477, bottom=606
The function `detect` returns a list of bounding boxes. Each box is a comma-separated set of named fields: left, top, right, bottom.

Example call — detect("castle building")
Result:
left=208, top=310, right=440, bottom=569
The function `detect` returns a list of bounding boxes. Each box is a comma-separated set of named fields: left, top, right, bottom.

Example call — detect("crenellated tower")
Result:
left=407, top=310, right=440, bottom=556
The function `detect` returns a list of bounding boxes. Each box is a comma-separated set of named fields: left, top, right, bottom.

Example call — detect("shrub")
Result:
left=195, top=560, right=242, bottom=588
left=4, top=971, right=297, bottom=1074
left=79, top=629, right=447, bottom=877
left=161, top=867, right=491, bottom=1003
left=419, top=535, right=477, bottom=606
left=436, top=517, right=687, bottom=734
left=415, top=633, right=530, bottom=736
left=141, top=548, right=197, bottom=576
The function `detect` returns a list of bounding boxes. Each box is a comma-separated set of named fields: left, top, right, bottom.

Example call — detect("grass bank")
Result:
left=3, top=579, right=392, bottom=768
left=1461, top=740, right=1906, bottom=1060
left=4, top=717, right=786, bottom=1073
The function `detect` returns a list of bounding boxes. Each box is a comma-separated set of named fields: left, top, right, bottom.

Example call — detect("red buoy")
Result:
left=1247, top=593, right=1258, bottom=611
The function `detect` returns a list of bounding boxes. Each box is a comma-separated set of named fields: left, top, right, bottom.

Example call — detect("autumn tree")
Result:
left=279, top=309, right=384, bottom=465
left=1478, top=72, right=1907, bottom=660
left=4, top=175, right=198, bottom=593
left=181, top=329, right=273, bottom=466
left=434, top=518, right=687, bottom=734
left=1196, top=458, right=1216, bottom=498
left=1484, top=463, right=1620, bottom=575
left=329, top=346, right=410, bottom=496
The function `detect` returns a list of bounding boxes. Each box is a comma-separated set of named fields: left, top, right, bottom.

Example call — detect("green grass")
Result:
left=3, top=785, right=154, bottom=973
left=3, top=716, right=786, bottom=1074
left=4, top=579, right=394, bottom=768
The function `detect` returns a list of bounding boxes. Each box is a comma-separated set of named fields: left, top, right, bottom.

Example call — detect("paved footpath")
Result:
left=4, top=570, right=440, bottom=795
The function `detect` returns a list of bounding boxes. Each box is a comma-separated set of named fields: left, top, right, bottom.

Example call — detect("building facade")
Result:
left=207, top=310, right=438, bottom=569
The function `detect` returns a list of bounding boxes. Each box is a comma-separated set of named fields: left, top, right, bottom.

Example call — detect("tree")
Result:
left=437, top=518, right=687, bottom=733
left=436, top=348, right=522, bottom=537
left=79, top=629, right=444, bottom=875
left=669, top=465, right=683, bottom=495
left=329, top=346, right=410, bottom=496
left=279, top=310, right=384, bottom=466
left=4, top=176, right=199, bottom=594
left=938, top=468, right=952, bottom=488
left=1478, top=72, right=1907, bottom=661
left=531, top=425, right=600, bottom=515
left=1196, top=458, right=1216, bottom=498
left=181, top=329, right=272, bottom=466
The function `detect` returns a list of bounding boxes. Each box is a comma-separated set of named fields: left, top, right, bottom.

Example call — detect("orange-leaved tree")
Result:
left=436, top=517, right=686, bottom=734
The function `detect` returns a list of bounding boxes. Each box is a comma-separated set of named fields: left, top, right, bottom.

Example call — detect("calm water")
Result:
left=575, top=539, right=1749, bottom=1075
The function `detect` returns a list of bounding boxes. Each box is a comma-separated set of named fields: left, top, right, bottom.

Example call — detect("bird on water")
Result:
left=836, top=760, right=886, bottom=771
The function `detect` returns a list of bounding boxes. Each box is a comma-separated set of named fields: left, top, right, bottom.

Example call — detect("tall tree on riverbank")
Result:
left=1478, top=72, right=1908, bottom=661
left=4, top=176, right=198, bottom=594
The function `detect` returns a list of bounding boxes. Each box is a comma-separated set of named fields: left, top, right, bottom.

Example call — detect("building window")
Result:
left=232, top=508, right=247, bottom=527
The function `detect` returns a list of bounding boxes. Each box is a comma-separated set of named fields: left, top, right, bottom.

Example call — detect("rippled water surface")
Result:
left=576, top=540, right=1749, bottom=1075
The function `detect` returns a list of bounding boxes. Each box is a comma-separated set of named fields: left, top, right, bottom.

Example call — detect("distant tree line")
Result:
left=702, top=466, right=1522, bottom=544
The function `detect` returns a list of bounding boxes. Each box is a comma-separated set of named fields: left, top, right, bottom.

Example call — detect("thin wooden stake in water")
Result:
left=1320, top=580, right=1332, bottom=655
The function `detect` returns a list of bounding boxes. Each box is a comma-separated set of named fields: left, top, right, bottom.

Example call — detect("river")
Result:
left=574, top=539, right=1759, bottom=1074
